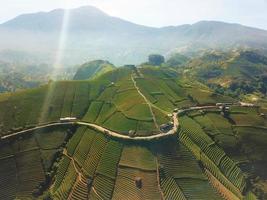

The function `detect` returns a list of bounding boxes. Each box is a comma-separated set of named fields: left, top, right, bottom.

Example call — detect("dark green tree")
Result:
left=148, top=54, right=165, bottom=66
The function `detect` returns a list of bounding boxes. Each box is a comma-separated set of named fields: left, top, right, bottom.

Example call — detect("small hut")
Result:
left=135, top=177, right=142, bottom=188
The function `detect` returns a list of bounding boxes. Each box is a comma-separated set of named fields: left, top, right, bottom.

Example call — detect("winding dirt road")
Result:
left=1, top=104, right=236, bottom=141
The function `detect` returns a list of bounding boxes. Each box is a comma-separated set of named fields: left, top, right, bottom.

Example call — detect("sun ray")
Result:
left=38, top=2, right=71, bottom=123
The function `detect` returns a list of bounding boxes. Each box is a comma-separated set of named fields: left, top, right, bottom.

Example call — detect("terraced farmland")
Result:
left=0, top=127, right=73, bottom=199
left=179, top=106, right=267, bottom=199
left=0, top=65, right=266, bottom=199
left=0, top=81, right=90, bottom=135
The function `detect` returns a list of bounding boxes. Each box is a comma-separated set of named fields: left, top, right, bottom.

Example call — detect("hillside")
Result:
left=1, top=6, right=267, bottom=65
left=0, top=65, right=266, bottom=199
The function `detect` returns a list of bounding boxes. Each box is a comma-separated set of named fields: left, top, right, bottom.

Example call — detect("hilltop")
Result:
left=73, top=60, right=115, bottom=80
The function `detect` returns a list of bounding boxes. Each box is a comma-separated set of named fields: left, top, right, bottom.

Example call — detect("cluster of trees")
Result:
left=148, top=54, right=165, bottom=66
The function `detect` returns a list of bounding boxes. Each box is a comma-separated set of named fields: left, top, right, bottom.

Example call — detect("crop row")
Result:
left=96, top=140, right=123, bottom=179
left=160, top=176, right=187, bottom=200
left=179, top=118, right=247, bottom=199
left=53, top=160, right=78, bottom=199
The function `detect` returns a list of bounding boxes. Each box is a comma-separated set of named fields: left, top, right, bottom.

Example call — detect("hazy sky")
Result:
left=1, top=0, right=267, bottom=29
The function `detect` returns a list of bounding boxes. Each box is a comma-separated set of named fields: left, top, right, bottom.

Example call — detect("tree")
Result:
left=148, top=54, right=165, bottom=66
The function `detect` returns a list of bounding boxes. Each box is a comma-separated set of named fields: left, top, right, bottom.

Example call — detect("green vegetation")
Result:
left=73, top=60, right=115, bottom=80
left=164, top=53, right=189, bottom=67
left=184, top=50, right=267, bottom=98
left=119, top=145, right=156, bottom=171
left=148, top=54, right=165, bottom=66
left=1, top=59, right=267, bottom=199
left=181, top=107, right=267, bottom=199
left=0, top=126, right=71, bottom=199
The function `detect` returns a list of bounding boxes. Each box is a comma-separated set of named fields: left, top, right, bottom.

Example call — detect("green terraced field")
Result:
left=0, top=65, right=266, bottom=199
left=119, top=145, right=157, bottom=171
left=113, top=167, right=162, bottom=200
left=0, top=127, right=73, bottom=199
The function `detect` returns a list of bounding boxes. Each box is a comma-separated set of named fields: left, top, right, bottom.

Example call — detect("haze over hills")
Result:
left=0, top=6, right=267, bottom=65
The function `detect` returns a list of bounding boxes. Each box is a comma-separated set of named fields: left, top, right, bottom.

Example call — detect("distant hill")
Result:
left=183, top=50, right=267, bottom=96
left=73, top=60, right=115, bottom=80
left=1, top=6, right=267, bottom=65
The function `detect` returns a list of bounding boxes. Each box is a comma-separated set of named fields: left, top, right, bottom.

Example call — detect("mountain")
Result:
left=0, top=6, right=267, bottom=65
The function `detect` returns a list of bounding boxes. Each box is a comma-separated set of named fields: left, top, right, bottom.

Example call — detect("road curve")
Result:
left=77, top=112, right=179, bottom=141
left=2, top=103, right=244, bottom=141
left=0, top=113, right=178, bottom=141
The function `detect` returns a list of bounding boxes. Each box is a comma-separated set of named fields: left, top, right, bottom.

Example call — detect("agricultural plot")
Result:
left=66, top=126, right=87, bottom=156
left=190, top=111, right=240, bottom=155
left=82, top=133, right=108, bottom=177
left=40, top=82, right=68, bottom=122
left=34, top=127, right=68, bottom=150
left=153, top=138, right=222, bottom=200
left=203, top=113, right=233, bottom=135
left=179, top=115, right=248, bottom=196
left=52, top=156, right=71, bottom=192
left=16, top=150, right=46, bottom=198
left=230, top=106, right=265, bottom=126
left=60, top=83, right=76, bottom=117
left=135, top=77, right=182, bottom=112
left=52, top=160, right=78, bottom=199
left=119, top=145, right=157, bottom=171
left=192, top=114, right=220, bottom=136
left=11, top=135, right=38, bottom=152
left=103, top=111, right=138, bottom=134
left=96, top=140, right=123, bottom=179
left=234, top=126, right=267, bottom=179
left=112, top=167, right=161, bottom=200
left=0, top=126, right=72, bottom=199
left=95, top=102, right=117, bottom=124
left=73, top=128, right=96, bottom=166
left=71, top=81, right=90, bottom=118
left=113, top=88, right=152, bottom=120
left=68, top=176, right=88, bottom=200
left=0, top=81, right=91, bottom=135
left=176, top=178, right=222, bottom=200
left=160, top=176, right=187, bottom=200
left=91, top=174, right=115, bottom=200
left=157, top=141, right=205, bottom=179
left=0, top=86, right=47, bottom=133
left=83, top=101, right=104, bottom=122
left=190, top=108, right=267, bottom=177
left=0, top=157, right=17, bottom=200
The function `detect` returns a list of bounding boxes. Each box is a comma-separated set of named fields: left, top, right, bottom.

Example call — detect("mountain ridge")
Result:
left=0, top=6, right=267, bottom=65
